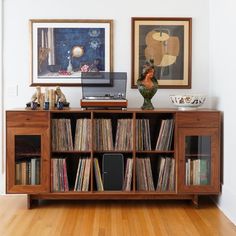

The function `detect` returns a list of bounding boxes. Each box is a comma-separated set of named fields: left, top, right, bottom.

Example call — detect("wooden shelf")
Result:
left=52, top=151, right=91, bottom=154
left=94, top=150, right=133, bottom=153
left=31, top=192, right=193, bottom=201
left=136, top=150, right=174, bottom=154
left=16, top=153, right=41, bottom=157
left=185, top=154, right=211, bottom=157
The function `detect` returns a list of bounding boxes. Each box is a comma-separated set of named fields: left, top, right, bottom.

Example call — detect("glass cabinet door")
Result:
left=185, top=135, right=211, bottom=186
left=178, top=128, right=220, bottom=193
left=7, top=128, right=50, bottom=193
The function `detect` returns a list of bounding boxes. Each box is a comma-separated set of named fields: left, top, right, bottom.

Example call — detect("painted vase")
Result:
left=137, top=61, right=158, bottom=110
left=137, top=80, right=158, bottom=110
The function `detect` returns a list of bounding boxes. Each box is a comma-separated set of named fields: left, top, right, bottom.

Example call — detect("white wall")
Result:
left=209, top=0, right=236, bottom=225
left=3, top=0, right=210, bottom=110
left=0, top=1, right=3, bottom=194
left=2, top=0, right=210, bottom=193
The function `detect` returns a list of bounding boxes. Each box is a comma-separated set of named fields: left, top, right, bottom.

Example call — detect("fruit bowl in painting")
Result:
left=170, top=94, right=206, bottom=110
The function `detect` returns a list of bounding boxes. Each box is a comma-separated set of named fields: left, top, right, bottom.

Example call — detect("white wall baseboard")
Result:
left=212, top=185, right=236, bottom=225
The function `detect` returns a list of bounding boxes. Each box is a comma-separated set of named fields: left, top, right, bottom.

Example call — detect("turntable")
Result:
left=80, top=72, right=128, bottom=109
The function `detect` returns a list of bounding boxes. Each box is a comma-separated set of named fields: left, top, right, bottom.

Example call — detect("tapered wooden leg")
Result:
left=27, top=195, right=32, bottom=209
left=27, top=195, right=39, bottom=209
left=192, top=195, right=199, bottom=208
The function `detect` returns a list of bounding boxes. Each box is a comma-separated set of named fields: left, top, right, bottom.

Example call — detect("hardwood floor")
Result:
left=0, top=195, right=235, bottom=236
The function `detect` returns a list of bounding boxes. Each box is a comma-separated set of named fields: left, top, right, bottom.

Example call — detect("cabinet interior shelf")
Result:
left=50, top=190, right=177, bottom=194
left=185, top=154, right=211, bottom=157
left=16, top=153, right=41, bottom=157
left=52, top=151, right=91, bottom=154
left=94, top=150, right=133, bottom=153
left=136, top=150, right=174, bottom=154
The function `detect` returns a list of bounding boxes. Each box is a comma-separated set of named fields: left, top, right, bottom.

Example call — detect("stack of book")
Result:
left=136, top=157, right=154, bottom=191
left=156, top=157, right=175, bottom=191
left=155, top=119, right=174, bottom=151
left=74, top=119, right=91, bottom=151
left=115, top=119, right=133, bottom=151
left=136, top=119, right=151, bottom=151
left=185, top=158, right=209, bottom=185
left=74, top=157, right=91, bottom=191
left=15, top=158, right=40, bottom=185
left=52, top=119, right=73, bottom=151
left=51, top=158, right=69, bottom=192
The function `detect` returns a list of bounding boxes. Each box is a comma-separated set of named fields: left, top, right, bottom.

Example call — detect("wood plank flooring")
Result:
left=0, top=195, right=235, bottom=236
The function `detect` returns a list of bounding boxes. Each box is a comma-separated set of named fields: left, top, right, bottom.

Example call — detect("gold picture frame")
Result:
left=30, top=19, right=113, bottom=86
left=131, top=17, right=192, bottom=89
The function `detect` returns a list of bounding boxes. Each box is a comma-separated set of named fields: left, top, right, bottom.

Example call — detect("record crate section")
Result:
left=135, top=112, right=175, bottom=152
left=51, top=111, right=92, bottom=192
left=51, top=153, right=91, bottom=192
left=135, top=154, right=175, bottom=192
left=50, top=154, right=175, bottom=193
left=51, top=111, right=92, bottom=152
left=93, top=111, right=134, bottom=152
left=50, top=111, right=175, bottom=154
left=50, top=111, right=176, bottom=193
left=93, top=153, right=133, bottom=192
left=50, top=153, right=134, bottom=192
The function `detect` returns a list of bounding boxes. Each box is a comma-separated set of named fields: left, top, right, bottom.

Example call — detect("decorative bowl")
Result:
left=170, top=94, right=206, bottom=110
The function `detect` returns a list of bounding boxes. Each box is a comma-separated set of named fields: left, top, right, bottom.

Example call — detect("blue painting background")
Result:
left=54, top=28, right=105, bottom=71
left=38, top=27, right=105, bottom=74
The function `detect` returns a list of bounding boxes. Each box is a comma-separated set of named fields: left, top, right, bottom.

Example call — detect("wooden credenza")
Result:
left=6, top=108, right=221, bottom=208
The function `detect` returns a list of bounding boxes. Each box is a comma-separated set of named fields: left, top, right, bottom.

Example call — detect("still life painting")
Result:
left=30, top=19, right=113, bottom=86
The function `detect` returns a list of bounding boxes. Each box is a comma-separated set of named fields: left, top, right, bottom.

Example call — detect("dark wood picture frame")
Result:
left=131, top=17, right=192, bottom=89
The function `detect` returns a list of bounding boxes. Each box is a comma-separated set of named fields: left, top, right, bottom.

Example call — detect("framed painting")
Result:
left=30, top=19, right=113, bottom=86
left=131, top=17, right=192, bottom=89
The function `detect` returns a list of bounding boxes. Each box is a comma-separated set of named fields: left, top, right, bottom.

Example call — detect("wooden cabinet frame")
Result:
left=5, top=109, right=221, bottom=208
left=6, top=127, right=50, bottom=193
left=177, top=128, right=220, bottom=194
